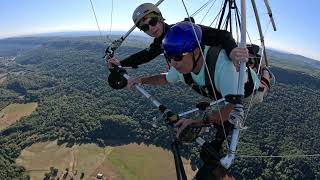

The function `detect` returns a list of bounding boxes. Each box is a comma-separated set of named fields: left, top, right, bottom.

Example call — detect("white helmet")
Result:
left=132, top=3, right=162, bottom=25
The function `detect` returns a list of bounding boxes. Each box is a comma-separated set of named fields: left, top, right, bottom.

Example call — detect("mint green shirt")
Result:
left=165, top=48, right=260, bottom=98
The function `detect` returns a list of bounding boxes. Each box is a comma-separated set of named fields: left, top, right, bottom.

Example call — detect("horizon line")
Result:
left=1, top=30, right=319, bottom=62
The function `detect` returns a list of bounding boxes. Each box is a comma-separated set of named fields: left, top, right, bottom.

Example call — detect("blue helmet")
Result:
left=162, top=22, right=202, bottom=57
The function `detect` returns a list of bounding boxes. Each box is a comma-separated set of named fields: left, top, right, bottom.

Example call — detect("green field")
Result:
left=16, top=141, right=196, bottom=180
left=0, top=103, right=38, bottom=130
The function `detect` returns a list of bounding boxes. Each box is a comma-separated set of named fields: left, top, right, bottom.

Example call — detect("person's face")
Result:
left=139, top=17, right=163, bottom=38
left=169, top=52, right=194, bottom=74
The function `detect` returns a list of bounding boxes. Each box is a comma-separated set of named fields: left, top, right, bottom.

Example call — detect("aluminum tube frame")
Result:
left=121, top=72, right=186, bottom=180
left=178, top=98, right=225, bottom=117
left=263, top=0, right=277, bottom=31
left=122, top=74, right=162, bottom=108
left=220, top=0, right=247, bottom=169
left=251, top=0, right=269, bottom=66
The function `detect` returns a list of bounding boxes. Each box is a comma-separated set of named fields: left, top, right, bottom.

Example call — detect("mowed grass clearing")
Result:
left=107, top=143, right=196, bottom=180
left=0, top=102, right=38, bottom=130
left=16, top=141, right=196, bottom=180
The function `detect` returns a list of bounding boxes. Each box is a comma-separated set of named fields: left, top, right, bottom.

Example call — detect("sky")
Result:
left=1, top=0, right=319, bottom=60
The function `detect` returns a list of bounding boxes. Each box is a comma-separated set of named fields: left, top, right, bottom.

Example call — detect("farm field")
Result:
left=16, top=141, right=196, bottom=180
left=0, top=103, right=38, bottom=130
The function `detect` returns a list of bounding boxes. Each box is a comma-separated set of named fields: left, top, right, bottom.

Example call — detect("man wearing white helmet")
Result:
left=108, top=3, right=248, bottom=70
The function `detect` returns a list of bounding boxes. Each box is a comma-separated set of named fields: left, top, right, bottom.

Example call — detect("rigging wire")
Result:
left=221, top=13, right=229, bottom=30
left=107, top=0, right=114, bottom=42
left=209, top=7, right=223, bottom=27
left=238, top=154, right=320, bottom=158
left=200, top=0, right=218, bottom=24
left=191, top=0, right=215, bottom=17
left=89, top=0, right=105, bottom=43
left=209, top=0, right=225, bottom=27
left=181, top=0, right=230, bottom=150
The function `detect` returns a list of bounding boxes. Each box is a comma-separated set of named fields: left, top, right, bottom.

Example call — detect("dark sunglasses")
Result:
left=139, top=17, right=159, bottom=32
left=165, top=53, right=188, bottom=62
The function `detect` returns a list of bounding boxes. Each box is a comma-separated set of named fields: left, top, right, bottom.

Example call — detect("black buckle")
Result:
left=225, top=94, right=243, bottom=104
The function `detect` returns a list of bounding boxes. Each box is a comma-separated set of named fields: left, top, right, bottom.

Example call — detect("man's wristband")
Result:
left=202, top=113, right=211, bottom=124
left=140, top=78, right=144, bottom=85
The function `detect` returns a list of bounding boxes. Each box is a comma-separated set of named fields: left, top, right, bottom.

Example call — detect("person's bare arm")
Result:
left=175, top=103, right=235, bottom=138
left=127, top=74, right=168, bottom=88
left=206, top=103, right=234, bottom=124
left=141, top=74, right=168, bottom=85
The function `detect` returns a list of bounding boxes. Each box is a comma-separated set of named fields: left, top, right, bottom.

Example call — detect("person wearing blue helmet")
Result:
left=108, top=3, right=248, bottom=70
left=127, top=22, right=269, bottom=102
left=127, top=21, right=271, bottom=179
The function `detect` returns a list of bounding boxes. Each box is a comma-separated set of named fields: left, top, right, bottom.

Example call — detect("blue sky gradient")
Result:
left=1, top=0, right=319, bottom=60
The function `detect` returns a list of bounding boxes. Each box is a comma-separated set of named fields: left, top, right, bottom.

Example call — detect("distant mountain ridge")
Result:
left=3, top=31, right=319, bottom=60
left=0, top=33, right=319, bottom=76
left=1, top=31, right=149, bottom=39
left=267, top=49, right=320, bottom=68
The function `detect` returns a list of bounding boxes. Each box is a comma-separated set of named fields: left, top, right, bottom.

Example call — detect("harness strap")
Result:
left=183, top=46, right=223, bottom=100
left=204, top=46, right=222, bottom=100
left=244, top=66, right=254, bottom=97
left=260, top=77, right=270, bottom=89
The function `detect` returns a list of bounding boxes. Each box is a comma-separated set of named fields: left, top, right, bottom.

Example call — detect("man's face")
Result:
left=139, top=17, right=163, bottom=38
left=169, top=52, right=194, bottom=74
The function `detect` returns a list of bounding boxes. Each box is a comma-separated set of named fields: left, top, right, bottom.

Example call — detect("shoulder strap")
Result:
left=183, top=73, right=205, bottom=96
left=183, top=73, right=194, bottom=86
left=204, top=46, right=222, bottom=100
left=182, top=46, right=223, bottom=100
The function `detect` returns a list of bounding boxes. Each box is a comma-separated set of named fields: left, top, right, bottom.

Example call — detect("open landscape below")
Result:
left=16, top=141, right=195, bottom=180
left=0, top=35, right=319, bottom=179
left=0, top=103, right=38, bottom=131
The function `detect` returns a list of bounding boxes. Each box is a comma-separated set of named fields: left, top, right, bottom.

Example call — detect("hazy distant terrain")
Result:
left=267, top=49, right=320, bottom=77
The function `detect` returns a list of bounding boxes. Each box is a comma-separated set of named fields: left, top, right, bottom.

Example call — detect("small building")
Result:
left=96, top=173, right=103, bottom=179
